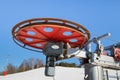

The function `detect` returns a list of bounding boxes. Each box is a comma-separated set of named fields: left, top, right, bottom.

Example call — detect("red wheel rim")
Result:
left=12, top=18, right=90, bottom=52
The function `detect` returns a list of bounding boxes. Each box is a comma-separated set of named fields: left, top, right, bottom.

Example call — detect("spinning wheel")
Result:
left=12, top=18, right=90, bottom=76
left=12, top=18, right=90, bottom=52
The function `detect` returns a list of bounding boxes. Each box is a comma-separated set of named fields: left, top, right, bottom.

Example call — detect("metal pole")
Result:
left=116, top=70, right=119, bottom=80
left=105, top=70, right=109, bottom=80
left=84, top=64, right=104, bottom=80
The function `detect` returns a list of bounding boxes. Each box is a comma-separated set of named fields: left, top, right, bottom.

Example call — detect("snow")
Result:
left=0, top=67, right=84, bottom=80
left=0, top=67, right=119, bottom=80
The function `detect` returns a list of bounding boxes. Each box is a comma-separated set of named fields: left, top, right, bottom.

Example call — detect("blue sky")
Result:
left=0, top=0, right=120, bottom=71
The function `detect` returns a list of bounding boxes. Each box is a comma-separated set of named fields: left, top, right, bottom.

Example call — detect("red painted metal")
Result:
left=12, top=18, right=90, bottom=51
left=3, top=70, right=7, bottom=76
left=114, top=48, right=120, bottom=61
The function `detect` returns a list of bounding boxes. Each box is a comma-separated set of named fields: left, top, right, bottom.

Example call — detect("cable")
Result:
left=91, top=33, right=119, bottom=43
left=107, top=38, right=120, bottom=43
left=70, top=49, right=82, bottom=58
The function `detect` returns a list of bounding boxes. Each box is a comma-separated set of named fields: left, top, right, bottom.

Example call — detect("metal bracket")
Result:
left=45, top=56, right=56, bottom=76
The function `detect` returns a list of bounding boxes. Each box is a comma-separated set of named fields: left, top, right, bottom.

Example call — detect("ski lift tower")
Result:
left=12, top=18, right=120, bottom=80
